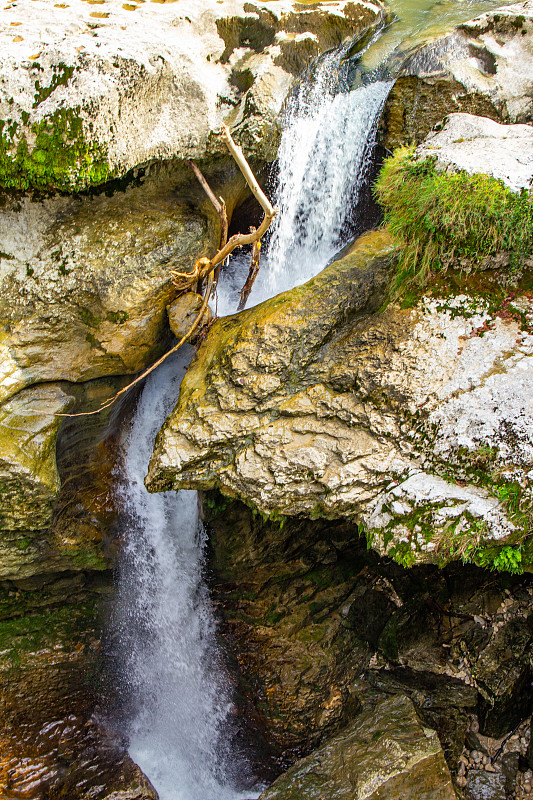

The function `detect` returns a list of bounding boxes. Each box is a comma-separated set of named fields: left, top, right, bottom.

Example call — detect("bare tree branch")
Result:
left=238, top=228, right=261, bottom=311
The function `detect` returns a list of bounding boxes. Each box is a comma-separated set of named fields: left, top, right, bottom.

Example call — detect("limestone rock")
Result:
left=416, top=113, right=533, bottom=193
left=0, top=0, right=387, bottom=191
left=167, top=292, right=214, bottom=341
left=147, top=228, right=533, bottom=566
left=382, top=2, right=533, bottom=150
left=0, top=169, right=210, bottom=402
left=0, top=383, right=73, bottom=534
left=258, top=694, right=457, bottom=800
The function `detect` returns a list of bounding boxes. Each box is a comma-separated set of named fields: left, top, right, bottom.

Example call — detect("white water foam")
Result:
left=217, top=55, right=392, bottom=314
left=112, top=349, right=257, bottom=800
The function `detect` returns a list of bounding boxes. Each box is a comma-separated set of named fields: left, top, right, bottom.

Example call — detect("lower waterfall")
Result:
left=111, top=348, right=257, bottom=800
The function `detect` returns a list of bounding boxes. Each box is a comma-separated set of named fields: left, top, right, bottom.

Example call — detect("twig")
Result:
left=238, top=228, right=261, bottom=311
left=187, top=159, right=228, bottom=292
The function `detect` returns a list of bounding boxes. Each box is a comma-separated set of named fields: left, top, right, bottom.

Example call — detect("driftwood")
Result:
left=238, top=229, right=261, bottom=311
left=171, top=125, right=277, bottom=292
left=186, top=159, right=228, bottom=293
left=60, top=126, right=277, bottom=418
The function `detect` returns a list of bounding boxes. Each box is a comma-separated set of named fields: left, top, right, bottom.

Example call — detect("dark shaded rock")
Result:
left=205, top=497, right=376, bottom=755
left=369, top=668, right=477, bottom=767
left=465, top=769, right=506, bottom=800
left=0, top=571, right=155, bottom=799
left=258, top=694, right=457, bottom=800
left=500, top=751, right=520, bottom=796
left=471, top=618, right=533, bottom=738
left=206, top=497, right=533, bottom=763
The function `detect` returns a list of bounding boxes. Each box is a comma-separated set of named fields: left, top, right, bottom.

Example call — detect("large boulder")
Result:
left=382, top=1, right=533, bottom=149
left=416, top=112, right=533, bottom=193
left=147, top=227, right=533, bottom=568
left=0, top=169, right=211, bottom=403
left=258, top=694, right=457, bottom=800
left=0, top=0, right=387, bottom=191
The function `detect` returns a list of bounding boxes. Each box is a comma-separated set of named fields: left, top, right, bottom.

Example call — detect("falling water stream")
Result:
left=217, top=51, right=392, bottom=314
left=110, top=0, right=512, bottom=794
left=113, top=347, right=258, bottom=800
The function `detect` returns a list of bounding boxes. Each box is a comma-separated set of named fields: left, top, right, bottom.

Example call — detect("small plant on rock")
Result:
left=374, top=147, right=533, bottom=297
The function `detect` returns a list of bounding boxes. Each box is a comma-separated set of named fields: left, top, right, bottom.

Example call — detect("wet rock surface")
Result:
left=258, top=694, right=457, bottom=800
left=382, top=1, right=533, bottom=149
left=0, top=570, right=155, bottom=800
left=206, top=497, right=533, bottom=777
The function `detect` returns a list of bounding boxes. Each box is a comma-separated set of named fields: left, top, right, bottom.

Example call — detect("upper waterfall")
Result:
left=218, top=51, right=392, bottom=313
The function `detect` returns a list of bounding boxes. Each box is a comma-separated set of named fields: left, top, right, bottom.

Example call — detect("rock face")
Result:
left=0, top=0, right=387, bottom=191
left=147, top=228, right=533, bottom=567
left=0, top=571, right=158, bottom=800
left=207, top=498, right=533, bottom=761
left=0, top=168, right=211, bottom=403
left=416, top=113, right=533, bottom=193
left=382, top=1, right=533, bottom=149
left=258, top=694, right=457, bottom=800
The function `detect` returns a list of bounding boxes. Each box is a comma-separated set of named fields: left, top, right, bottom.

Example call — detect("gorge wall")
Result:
left=0, top=0, right=532, bottom=798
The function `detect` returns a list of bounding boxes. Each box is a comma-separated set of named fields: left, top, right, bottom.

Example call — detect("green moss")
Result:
left=0, top=106, right=116, bottom=192
left=0, top=598, right=98, bottom=667
left=106, top=310, right=129, bottom=324
left=32, top=63, right=75, bottom=108
left=374, top=147, right=533, bottom=298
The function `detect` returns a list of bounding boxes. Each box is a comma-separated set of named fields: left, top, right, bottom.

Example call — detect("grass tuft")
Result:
left=374, top=147, right=533, bottom=298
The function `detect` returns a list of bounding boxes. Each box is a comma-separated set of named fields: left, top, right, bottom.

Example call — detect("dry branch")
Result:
left=59, top=125, right=276, bottom=418
left=187, top=159, right=228, bottom=292
left=238, top=229, right=261, bottom=311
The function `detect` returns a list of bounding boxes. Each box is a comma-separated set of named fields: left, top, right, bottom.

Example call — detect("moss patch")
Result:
left=374, top=147, right=533, bottom=299
left=0, top=106, right=115, bottom=192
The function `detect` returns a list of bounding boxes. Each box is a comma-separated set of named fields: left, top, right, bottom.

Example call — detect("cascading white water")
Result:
left=112, top=348, right=257, bottom=800
left=217, top=52, right=393, bottom=314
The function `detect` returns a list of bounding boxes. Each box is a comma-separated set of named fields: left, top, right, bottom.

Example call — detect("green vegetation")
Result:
left=0, top=106, right=115, bottom=192
left=374, top=147, right=533, bottom=297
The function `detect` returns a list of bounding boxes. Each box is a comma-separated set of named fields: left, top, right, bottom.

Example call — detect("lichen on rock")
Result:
left=0, top=0, right=387, bottom=191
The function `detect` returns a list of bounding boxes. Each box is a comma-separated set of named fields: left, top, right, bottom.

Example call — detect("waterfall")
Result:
left=110, top=40, right=393, bottom=800
left=111, top=348, right=256, bottom=800
left=217, top=52, right=393, bottom=313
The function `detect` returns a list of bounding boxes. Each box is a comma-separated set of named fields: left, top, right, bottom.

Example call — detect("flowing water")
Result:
left=217, top=50, right=392, bottom=314
left=112, top=348, right=258, bottom=800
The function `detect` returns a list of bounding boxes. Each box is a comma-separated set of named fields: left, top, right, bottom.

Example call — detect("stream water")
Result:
left=217, top=51, right=392, bottom=314
left=112, top=348, right=258, bottom=800
left=111, top=0, right=514, bottom=796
